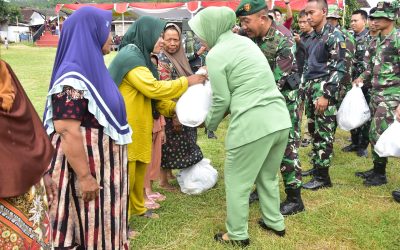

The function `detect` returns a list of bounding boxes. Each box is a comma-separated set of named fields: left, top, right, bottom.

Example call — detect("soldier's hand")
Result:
left=315, top=96, right=329, bottom=114
left=352, top=78, right=363, bottom=87
left=396, top=105, right=400, bottom=122
left=293, top=33, right=300, bottom=43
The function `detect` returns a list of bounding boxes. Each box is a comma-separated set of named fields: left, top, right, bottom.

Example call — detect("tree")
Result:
left=0, top=0, right=22, bottom=24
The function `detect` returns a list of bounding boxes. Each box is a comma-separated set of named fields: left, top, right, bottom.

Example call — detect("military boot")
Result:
left=355, top=168, right=374, bottom=179
left=363, top=162, right=387, bottom=187
left=280, top=188, right=305, bottom=215
left=302, top=168, right=315, bottom=177
left=249, top=189, right=259, bottom=204
left=392, top=189, right=400, bottom=203
left=302, top=168, right=332, bottom=190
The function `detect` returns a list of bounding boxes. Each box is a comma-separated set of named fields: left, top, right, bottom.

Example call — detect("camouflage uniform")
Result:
left=349, top=28, right=371, bottom=150
left=338, top=27, right=356, bottom=101
left=303, top=23, right=346, bottom=171
left=360, top=27, right=400, bottom=167
left=256, top=21, right=302, bottom=190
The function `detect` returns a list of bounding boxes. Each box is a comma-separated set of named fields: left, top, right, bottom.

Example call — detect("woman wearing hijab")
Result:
left=157, top=23, right=204, bottom=191
left=189, top=7, right=291, bottom=247
left=42, top=7, right=131, bottom=249
left=108, top=16, right=205, bottom=222
left=0, top=60, right=54, bottom=249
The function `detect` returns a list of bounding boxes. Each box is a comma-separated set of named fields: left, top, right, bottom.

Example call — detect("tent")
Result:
left=54, top=1, right=346, bottom=34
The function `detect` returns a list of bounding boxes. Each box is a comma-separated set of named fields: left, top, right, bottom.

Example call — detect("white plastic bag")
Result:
left=177, top=158, right=218, bottom=195
left=337, top=86, right=371, bottom=131
left=176, top=69, right=212, bottom=127
left=374, top=120, right=400, bottom=157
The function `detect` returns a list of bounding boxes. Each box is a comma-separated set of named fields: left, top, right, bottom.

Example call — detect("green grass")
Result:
left=2, top=45, right=400, bottom=250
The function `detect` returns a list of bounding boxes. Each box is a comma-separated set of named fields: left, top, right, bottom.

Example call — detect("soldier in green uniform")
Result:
left=302, top=0, right=346, bottom=190
left=353, top=1, right=400, bottom=195
left=326, top=5, right=356, bottom=104
left=236, top=0, right=305, bottom=215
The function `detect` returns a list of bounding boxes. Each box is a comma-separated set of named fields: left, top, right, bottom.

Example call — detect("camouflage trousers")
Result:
left=304, top=79, right=337, bottom=169
left=281, top=89, right=302, bottom=190
left=369, top=94, right=399, bottom=165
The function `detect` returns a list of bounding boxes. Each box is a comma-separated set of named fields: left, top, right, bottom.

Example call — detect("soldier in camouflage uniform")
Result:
left=353, top=1, right=400, bottom=195
left=341, top=10, right=371, bottom=157
left=236, top=0, right=304, bottom=215
left=326, top=5, right=356, bottom=103
left=302, top=0, right=346, bottom=190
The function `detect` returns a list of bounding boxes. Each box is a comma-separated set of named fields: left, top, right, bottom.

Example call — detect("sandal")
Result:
left=147, top=192, right=166, bottom=201
left=144, top=199, right=160, bottom=210
left=214, top=232, right=250, bottom=248
left=140, top=209, right=159, bottom=219
left=159, top=184, right=178, bottom=192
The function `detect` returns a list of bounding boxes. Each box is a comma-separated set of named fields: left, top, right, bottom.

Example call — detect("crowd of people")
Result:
left=0, top=0, right=399, bottom=248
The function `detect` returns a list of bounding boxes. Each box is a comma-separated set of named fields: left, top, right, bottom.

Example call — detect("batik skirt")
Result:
left=48, top=127, right=129, bottom=249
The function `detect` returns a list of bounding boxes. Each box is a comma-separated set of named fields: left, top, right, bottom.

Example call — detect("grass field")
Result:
left=1, top=44, right=399, bottom=250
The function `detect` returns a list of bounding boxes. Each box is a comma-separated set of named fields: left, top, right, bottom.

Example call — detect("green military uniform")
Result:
left=327, top=5, right=356, bottom=102
left=347, top=28, right=371, bottom=155
left=237, top=0, right=302, bottom=192
left=189, top=6, right=291, bottom=242
left=302, top=22, right=346, bottom=189
left=358, top=0, right=400, bottom=187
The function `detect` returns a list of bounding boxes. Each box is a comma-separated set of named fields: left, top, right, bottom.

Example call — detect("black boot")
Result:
left=363, top=162, right=387, bottom=187
left=355, top=168, right=374, bottom=179
left=249, top=189, right=259, bottom=204
left=392, top=189, right=400, bottom=203
left=207, top=130, right=217, bottom=139
left=357, top=148, right=368, bottom=157
left=341, top=143, right=358, bottom=152
left=280, top=188, right=305, bottom=216
left=302, top=168, right=315, bottom=177
left=302, top=168, right=332, bottom=190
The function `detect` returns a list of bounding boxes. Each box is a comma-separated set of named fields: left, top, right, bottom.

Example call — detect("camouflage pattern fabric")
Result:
left=303, top=23, right=345, bottom=169
left=256, top=21, right=302, bottom=189
left=338, top=27, right=356, bottom=104
left=361, top=27, right=400, bottom=164
left=304, top=79, right=338, bottom=169
left=349, top=29, right=371, bottom=149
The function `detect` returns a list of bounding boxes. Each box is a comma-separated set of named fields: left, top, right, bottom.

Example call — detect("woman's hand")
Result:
left=160, top=129, right=166, bottom=144
left=77, top=174, right=101, bottom=202
left=187, top=74, right=207, bottom=86
left=43, top=174, right=58, bottom=205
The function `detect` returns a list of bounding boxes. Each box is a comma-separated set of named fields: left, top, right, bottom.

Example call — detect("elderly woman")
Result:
left=43, top=7, right=131, bottom=249
left=0, top=59, right=54, bottom=250
left=189, top=7, right=291, bottom=247
left=108, top=16, right=205, bottom=222
left=157, top=23, right=204, bottom=191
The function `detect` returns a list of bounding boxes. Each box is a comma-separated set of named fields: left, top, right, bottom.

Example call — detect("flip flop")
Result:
left=147, top=192, right=166, bottom=201
left=140, top=209, right=159, bottom=219
left=145, top=199, right=160, bottom=210
left=159, top=184, right=178, bottom=192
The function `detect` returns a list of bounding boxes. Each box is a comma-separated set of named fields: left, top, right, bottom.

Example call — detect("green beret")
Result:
left=236, top=0, right=267, bottom=17
left=371, top=0, right=399, bottom=21
left=327, top=5, right=342, bottom=19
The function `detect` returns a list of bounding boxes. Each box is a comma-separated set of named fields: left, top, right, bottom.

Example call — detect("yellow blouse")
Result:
left=119, top=66, right=188, bottom=163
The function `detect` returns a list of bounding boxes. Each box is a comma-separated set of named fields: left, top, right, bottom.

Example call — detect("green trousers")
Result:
left=224, top=129, right=289, bottom=240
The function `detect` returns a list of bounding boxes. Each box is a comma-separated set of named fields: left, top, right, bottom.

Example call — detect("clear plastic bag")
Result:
left=337, top=86, right=371, bottom=131
left=177, top=158, right=218, bottom=195
left=374, top=120, right=400, bottom=157
left=176, top=69, right=212, bottom=127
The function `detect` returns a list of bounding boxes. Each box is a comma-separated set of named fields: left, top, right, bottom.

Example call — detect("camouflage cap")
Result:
left=371, top=0, right=399, bottom=20
left=235, top=0, right=267, bottom=17
left=327, top=5, right=342, bottom=19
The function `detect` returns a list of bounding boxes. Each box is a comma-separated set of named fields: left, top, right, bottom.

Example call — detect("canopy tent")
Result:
left=54, top=1, right=346, bottom=34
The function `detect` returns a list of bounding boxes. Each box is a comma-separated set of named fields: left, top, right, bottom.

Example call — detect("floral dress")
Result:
left=158, top=53, right=203, bottom=169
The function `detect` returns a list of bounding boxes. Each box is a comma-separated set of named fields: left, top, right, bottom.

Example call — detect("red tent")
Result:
left=55, top=1, right=344, bottom=15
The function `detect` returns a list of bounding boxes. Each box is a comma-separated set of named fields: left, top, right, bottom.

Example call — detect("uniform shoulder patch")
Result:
left=340, top=42, right=346, bottom=49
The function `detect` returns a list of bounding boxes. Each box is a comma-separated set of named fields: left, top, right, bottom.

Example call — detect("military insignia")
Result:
left=340, top=42, right=346, bottom=49
left=244, top=3, right=251, bottom=12
left=377, top=2, right=384, bottom=9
